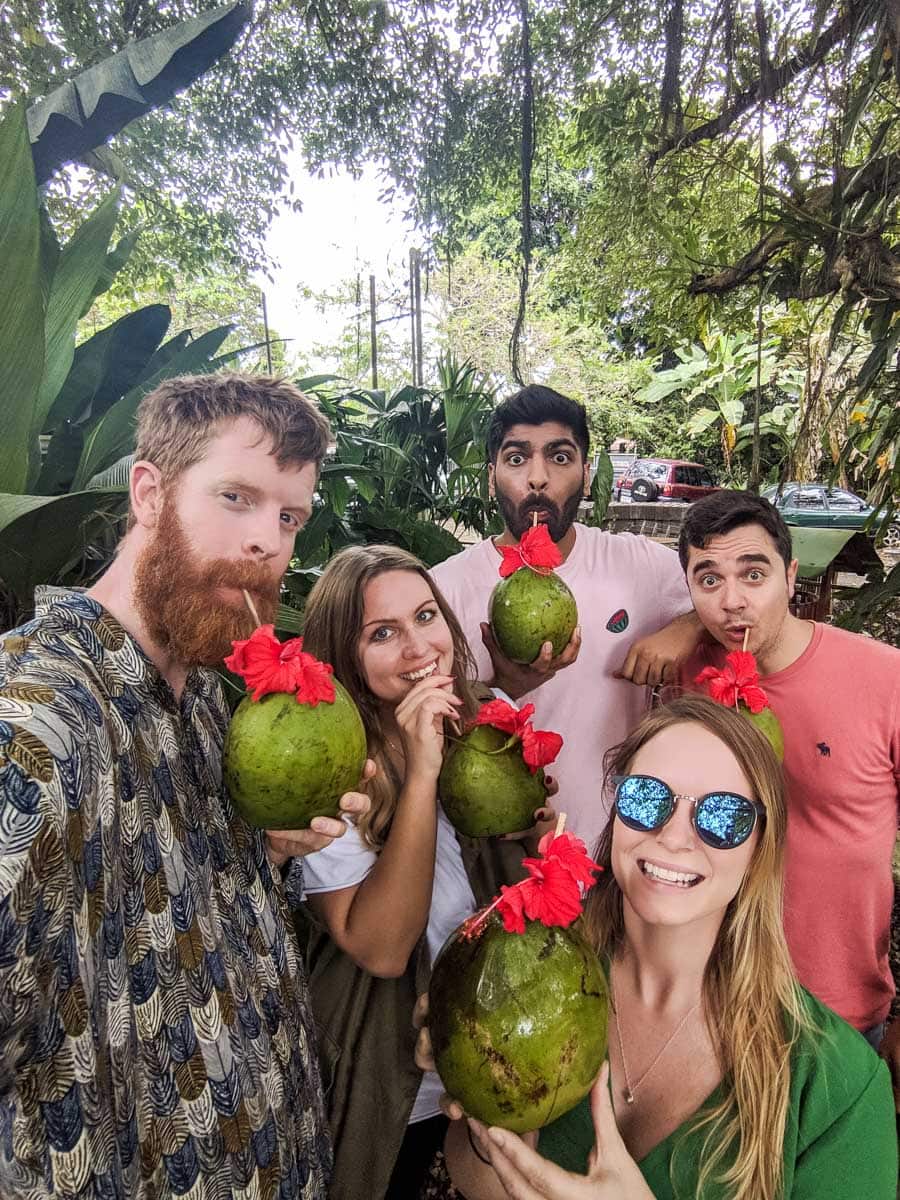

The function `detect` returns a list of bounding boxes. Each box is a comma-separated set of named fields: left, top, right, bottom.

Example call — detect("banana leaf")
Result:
left=0, top=102, right=44, bottom=494
left=0, top=489, right=125, bottom=604
left=73, top=323, right=233, bottom=488
left=44, top=303, right=171, bottom=431
left=26, top=2, right=251, bottom=183
left=33, top=188, right=121, bottom=444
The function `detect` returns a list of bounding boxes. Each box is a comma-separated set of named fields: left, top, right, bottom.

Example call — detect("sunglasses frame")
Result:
left=612, top=773, right=766, bottom=850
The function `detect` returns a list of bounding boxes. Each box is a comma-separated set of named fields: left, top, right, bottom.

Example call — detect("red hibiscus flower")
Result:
left=498, top=524, right=563, bottom=578
left=520, top=725, right=563, bottom=773
left=471, top=698, right=534, bottom=736
left=536, top=831, right=601, bottom=887
left=225, top=626, right=336, bottom=705
left=470, top=698, right=562, bottom=774
left=477, top=825, right=602, bottom=937
left=695, top=650, right=769, bottom=714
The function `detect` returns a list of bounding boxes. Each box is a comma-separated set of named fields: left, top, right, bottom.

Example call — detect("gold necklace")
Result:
left=610, top=967, right=701, bottom=1105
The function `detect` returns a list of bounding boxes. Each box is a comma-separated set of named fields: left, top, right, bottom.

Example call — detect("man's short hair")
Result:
left=486, top=385, right=590, bottom=463
left=135, top=372, right=333, bottom=482
left=678, top=490, right=794, bottom=573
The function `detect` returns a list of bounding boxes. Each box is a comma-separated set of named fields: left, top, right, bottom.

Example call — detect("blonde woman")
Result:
left=424, top=696, right=896, bottom=1200
left=296, top=545, right=554, bottom=1200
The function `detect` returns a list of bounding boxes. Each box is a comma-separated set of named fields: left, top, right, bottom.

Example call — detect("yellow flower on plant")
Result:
left=850, top=407, right=867, bottom=424
left=876, top=451, right=889, bottom=474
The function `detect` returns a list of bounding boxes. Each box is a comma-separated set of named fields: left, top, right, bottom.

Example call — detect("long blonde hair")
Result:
left=302, top=544, right=482, bottom=850
left=586, top=695, right=809, bottom=1200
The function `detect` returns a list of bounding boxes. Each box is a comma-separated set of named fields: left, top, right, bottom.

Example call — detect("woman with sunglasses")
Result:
left=424, top=695, right=895, bottom=1200
left=294, top=544, right=555, bottom=1200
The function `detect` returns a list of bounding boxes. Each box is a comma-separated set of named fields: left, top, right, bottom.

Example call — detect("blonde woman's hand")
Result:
left=265, top=760, right=375, bottom=866
left=468, top=1063, right=654, bottom=1200
left=394, top=674, right=462, bottom=779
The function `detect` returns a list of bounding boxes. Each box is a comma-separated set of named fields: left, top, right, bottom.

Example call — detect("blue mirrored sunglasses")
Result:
left=613, top=774, right=765, bottom=850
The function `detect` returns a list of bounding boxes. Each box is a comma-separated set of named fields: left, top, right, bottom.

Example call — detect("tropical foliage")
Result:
left=0, top=99, right=240, bottom=630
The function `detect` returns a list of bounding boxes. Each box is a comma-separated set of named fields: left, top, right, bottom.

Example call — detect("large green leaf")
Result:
left=34, top=188, right=121, bottom=438
left=45, top=303, right=171, bottom=431
left=34, top=421, right=84, bottom=496
left=0, top=102, right=44, bottom=494
left=0, top=489, right=124, bottom=604
left=72, top=323, right=233, bottom=487
left=26, top=2, right=251, bottom=183
left=587, top=451, right=614, bottom=527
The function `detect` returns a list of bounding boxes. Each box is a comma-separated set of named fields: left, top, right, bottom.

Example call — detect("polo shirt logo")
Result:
left=606, top=608, right=629, bottom=633
left=816, top=742, right=831, bottom=757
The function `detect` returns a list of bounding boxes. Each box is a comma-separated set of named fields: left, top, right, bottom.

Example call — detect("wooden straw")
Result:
left=241, top=589, right=262, bottom=627
left=742, top=627, right=750, bottom=652
left=554, top=811, right=567, bottom=838
left=532, top=510, right=538, bottom=527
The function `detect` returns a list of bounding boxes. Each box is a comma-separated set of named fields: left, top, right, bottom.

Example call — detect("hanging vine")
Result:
left=509, top=0, right=534, bottom=386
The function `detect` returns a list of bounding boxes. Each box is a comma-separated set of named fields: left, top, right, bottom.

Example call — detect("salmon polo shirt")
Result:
left=684, top=622, right=900, bottom=1030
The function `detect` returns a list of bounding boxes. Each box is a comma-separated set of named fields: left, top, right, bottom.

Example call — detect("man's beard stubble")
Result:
left=495, top=481, right=584, bottom=543
left=133, top=501, right=281, bottom=669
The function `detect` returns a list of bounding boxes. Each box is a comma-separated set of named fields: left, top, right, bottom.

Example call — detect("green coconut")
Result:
left=223, top=680, right=367, bottom=829
left=490, top=569, right=578, bottom=665
left=439, top=724, right=547, bottom=837
left=429, top=914, right=608, bottom=1132
left=743, top=703, right=785, bottom=761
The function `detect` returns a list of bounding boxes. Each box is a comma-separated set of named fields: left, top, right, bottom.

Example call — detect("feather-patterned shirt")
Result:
left=0, top=589, right=330, bottom=1200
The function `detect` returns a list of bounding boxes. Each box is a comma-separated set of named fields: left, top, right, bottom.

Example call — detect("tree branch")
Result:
left=689, top=152, right=900, bottom=296
left=650, top=0, right=878, bottom=165
left=510, top=0, right=534, bottom=386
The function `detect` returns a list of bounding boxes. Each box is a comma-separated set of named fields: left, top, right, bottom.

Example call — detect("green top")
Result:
left=538, top=988, right=897, bottom=1198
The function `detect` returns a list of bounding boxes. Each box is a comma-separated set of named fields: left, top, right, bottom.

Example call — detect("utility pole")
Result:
left=260, top=289, right=273, bottom=373
left=369, top=273, right=378, bottom=389
left=413, top=250, right=424, bottom=387
left=409, top=249, right=418, bottom=386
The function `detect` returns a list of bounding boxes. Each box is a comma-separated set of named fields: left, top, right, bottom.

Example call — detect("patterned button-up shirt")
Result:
left=0, top=590, right=330, bottom=1199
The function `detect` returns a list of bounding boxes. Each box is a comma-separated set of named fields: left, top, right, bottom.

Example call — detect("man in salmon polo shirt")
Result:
left=430, top=384, right=704, bottom=849
left=677, top=488, right=899, bottom=1103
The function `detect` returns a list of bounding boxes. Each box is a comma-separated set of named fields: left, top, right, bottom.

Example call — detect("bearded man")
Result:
left=0, top=374, right=370, bottom=1199
left=431, top=385, right=703, bottom=847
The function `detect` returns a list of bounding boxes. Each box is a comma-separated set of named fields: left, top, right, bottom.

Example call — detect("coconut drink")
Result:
left=490, top=523, right=577, bottom=664
left=439, top=698, right=562, bottom=837
left=222, top=622, right=367, bottom=828
left=695, top=646, right=785, bottom=760
left=429, top=826, right=608, bottom=1132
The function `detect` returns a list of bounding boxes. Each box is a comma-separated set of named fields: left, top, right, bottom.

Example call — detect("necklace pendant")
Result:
left=624, top=1089, right=635, bottom=1105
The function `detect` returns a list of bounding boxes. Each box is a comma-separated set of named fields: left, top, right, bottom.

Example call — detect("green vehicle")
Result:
left=762, top=484, right=899, bottom=549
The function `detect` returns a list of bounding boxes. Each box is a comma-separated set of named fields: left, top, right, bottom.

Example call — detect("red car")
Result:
left=615, top=458, right=720, bottom=503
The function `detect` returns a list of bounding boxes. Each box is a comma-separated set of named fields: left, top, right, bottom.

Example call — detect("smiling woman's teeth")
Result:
left=401, top=661, right=438, bottom=682
left=642, top=861, right=700, bottom=887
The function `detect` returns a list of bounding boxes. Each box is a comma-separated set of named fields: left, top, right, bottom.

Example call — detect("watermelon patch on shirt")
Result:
left=606, top=608, right=629, bottom=633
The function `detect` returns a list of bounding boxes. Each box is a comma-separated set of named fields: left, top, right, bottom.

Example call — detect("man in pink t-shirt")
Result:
left=431, top=385, right=702, bottom=850
left=676, top=488, right=899, bottom=1103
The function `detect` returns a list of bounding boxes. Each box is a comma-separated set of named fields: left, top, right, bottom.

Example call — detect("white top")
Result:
left=431, top=524, right=692, bottom=848
left=303, top=806, right=477, bottom=1123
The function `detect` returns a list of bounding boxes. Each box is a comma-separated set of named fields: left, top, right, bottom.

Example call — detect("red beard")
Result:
left=133, top=500, right=281, bottom=668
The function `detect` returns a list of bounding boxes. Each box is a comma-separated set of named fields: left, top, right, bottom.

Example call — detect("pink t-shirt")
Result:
left=430, top=524, right=691, bottom=849
left=682, top=623, right=900, bottom=1030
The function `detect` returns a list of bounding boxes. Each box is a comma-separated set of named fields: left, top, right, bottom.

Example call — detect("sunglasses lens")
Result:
left=616, top=775, right=672, bottom=831
left=696, top=793, right=757, bottom=849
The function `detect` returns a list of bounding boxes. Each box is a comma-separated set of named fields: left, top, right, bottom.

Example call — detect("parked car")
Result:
left=615, top=458, right=720, bottom=503
left=762, top=483, right=900, bottom=547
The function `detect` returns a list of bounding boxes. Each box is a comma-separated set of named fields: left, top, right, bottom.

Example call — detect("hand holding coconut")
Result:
left=464, top=1063, right=654, bottom=1200
left=265, top=761, right=375, bottom=866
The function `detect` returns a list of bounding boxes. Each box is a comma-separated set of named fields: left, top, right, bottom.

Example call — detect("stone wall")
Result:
left=598, top=501, right=687, bottom=545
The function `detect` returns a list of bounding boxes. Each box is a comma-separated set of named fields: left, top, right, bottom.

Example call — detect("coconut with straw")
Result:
left=428, top=813, right=608, bottom=1131
left=489, top=512, right=577, bottom=664
left=220, top=594, right=367, bottom=828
